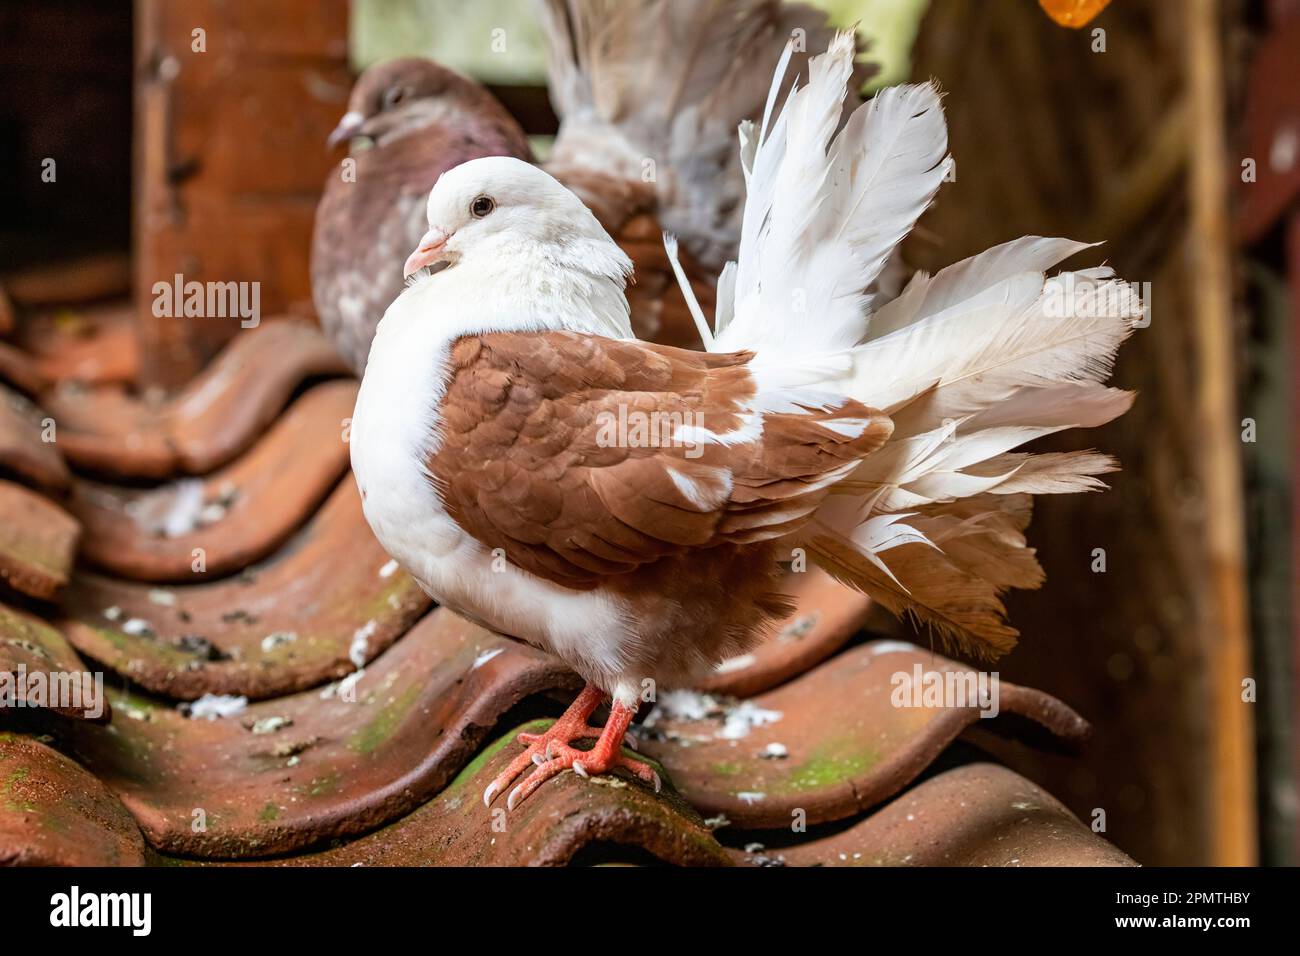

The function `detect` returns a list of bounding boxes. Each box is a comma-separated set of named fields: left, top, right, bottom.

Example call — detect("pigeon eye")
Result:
left=470, top=196, right=495, bottom=218
left=382, top=86, right=409, bottom=109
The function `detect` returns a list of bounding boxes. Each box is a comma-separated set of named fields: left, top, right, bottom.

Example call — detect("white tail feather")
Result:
left=663, top=34, right=1138, bottom=658
left=717, top=33, right=951, bottom=356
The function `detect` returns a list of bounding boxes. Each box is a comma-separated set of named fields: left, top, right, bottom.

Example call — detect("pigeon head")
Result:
left=403, top=156, right=632, bottom=283
left=328, top=58, right=487, bottom=149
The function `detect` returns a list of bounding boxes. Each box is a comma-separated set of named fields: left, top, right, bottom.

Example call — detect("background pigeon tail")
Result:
left=536, top=0, right=874, bottom=273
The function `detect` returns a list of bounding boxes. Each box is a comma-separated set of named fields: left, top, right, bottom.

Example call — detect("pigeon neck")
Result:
left=402, top=234, right=634, bottom=341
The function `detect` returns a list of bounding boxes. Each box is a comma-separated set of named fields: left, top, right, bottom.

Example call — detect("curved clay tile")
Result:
left=740, top=762, right=1135, bottom=867
left=261, top=721, right=730, bottom=867
left=0, top=480, right=79, bottom=600
left=68, top=380, right=356, bottom=581
left=0, top=734, right=145, bottom=866
left=3, top=253, right=130, bottom=308
left=1, top=603, right=109, bottom=722
left=17, top=301, right=138, bottom=387
left=640, top=641, right=1090, bottom=829
left=42, top=384, right=174, bottom=476
left=67, top=610, right=577, bottom=858
left=0, top=283, right=12, bottom=336
left=44, top=320, right=349, bottom=479
left=0, top=341, right=49, bottom=396
left=58, top=481, right=429, bottom=700
left=701, top=568, right=877, bottom=698
left=0, top=383, right=70, bottom=492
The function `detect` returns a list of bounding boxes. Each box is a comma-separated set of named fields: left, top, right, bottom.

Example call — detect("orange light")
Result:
left=1038, top=0, right=1112, bottom=28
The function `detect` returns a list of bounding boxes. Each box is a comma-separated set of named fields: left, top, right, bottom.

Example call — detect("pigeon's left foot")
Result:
left=482, top=684, right=661, bottom=811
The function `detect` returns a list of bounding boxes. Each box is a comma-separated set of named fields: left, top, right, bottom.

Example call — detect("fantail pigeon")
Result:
left=348, top=32, right=1139, bottom=809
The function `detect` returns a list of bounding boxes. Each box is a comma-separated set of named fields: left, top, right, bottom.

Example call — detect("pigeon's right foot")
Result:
left=482, top=683, right=660, bottom=811
left=482, top=683, right=605, bottom=809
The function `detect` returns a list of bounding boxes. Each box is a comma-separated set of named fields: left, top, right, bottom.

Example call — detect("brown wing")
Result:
left=429, top=332, right=893, bottom=588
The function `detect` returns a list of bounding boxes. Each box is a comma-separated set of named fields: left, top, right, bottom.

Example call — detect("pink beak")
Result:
left=403, top=228, right=450, bottom=278
left=327, top=110, right=365, bottom=149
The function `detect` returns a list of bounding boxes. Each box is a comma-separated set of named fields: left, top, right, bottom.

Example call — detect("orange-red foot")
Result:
left=482, top=684, right=661, bottom=811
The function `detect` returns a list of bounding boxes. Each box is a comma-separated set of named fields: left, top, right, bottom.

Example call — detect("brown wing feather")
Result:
left=429, top=331, right=891, bottom=587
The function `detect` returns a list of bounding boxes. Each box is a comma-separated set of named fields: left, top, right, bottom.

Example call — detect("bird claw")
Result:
left=483, top=732, right=665, bottom=812
left=482, top=691, right=662, bottom=811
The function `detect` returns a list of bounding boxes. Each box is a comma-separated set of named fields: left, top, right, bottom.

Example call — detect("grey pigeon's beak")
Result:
left=327, top=111, right=365, bottom=148
left=404, top=228, right=451, bottom=278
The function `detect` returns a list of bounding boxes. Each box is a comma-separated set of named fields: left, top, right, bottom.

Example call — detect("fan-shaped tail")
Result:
left=668, top=34, right=1140, bottom=659
left=807, top=240, right=1141, bottom=658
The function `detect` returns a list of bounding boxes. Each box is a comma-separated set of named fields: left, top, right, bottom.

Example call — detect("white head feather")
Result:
left=400, top=156, right=635, bottom=340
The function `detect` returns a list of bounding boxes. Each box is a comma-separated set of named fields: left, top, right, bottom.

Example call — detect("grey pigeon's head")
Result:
left=327, top=57, right=499, bottom=150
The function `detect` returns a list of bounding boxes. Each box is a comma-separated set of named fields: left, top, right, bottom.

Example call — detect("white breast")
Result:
left=349, top=274, right=634, bottom=693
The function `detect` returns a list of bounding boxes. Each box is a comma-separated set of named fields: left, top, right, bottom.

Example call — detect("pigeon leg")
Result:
left=482, top=683, right=604, bottom=808
left=483, top=687, right=662, bottom=811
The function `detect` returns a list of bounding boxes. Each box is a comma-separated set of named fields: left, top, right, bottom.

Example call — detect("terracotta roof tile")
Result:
left=0, top=733, right=144, bottom=866
left=43, top=320, right=348, bottom=479
left=2, top=253, right=131, bottom=308
left=742, top=762, right=1134, bottom=867
left=58, top=481, right=429, bottom=700
left=0, top=480, right=79, bottom=600
left=0, top=283, right=13, bottom=337
left=42, top=384, right=175, bottom=477
left=0, top=313, right=1136, bottom=867
left=0, top=603, right=108, bottom=722
left=16, top=301, right=139, bottom=387
left=262, top=721, right=731, bottom=867
left=0, top=383, right=70, bottom=492
left=640, top=641, right=1089, bottom=829
left=64, top=609, right=577, bottom=858
left=0, top=340, right=50, bottom=396
left=67, top=380, right=355, bottom=581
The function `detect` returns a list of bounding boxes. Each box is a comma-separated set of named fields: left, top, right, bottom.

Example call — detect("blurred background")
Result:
left=0, top=0, right=1293, bottom=866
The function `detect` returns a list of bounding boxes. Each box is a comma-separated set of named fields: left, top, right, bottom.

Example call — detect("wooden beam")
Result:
left=133, top=0, right=351, bottom=387
left=1186, top=0, right=1258, bottom=866
left=1289, top=212, right=1300, bottom=866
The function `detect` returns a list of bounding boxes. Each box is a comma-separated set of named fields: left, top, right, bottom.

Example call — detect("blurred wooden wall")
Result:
left=1235, top=0, right=1299, bottom=865
left=0, top=1, right=132, bottom=270
left=909, top=0, right=1257, bottom=865
left=133, top=0, right=351, bottom=386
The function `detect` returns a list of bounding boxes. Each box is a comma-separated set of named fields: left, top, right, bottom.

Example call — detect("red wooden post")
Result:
left=133, top=0, right=351, bottom=387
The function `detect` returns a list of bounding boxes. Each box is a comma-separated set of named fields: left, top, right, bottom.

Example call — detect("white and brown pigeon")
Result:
left=349, top=32, right=1139, bottom=810
left=313, top=0, right=864, bottom=372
